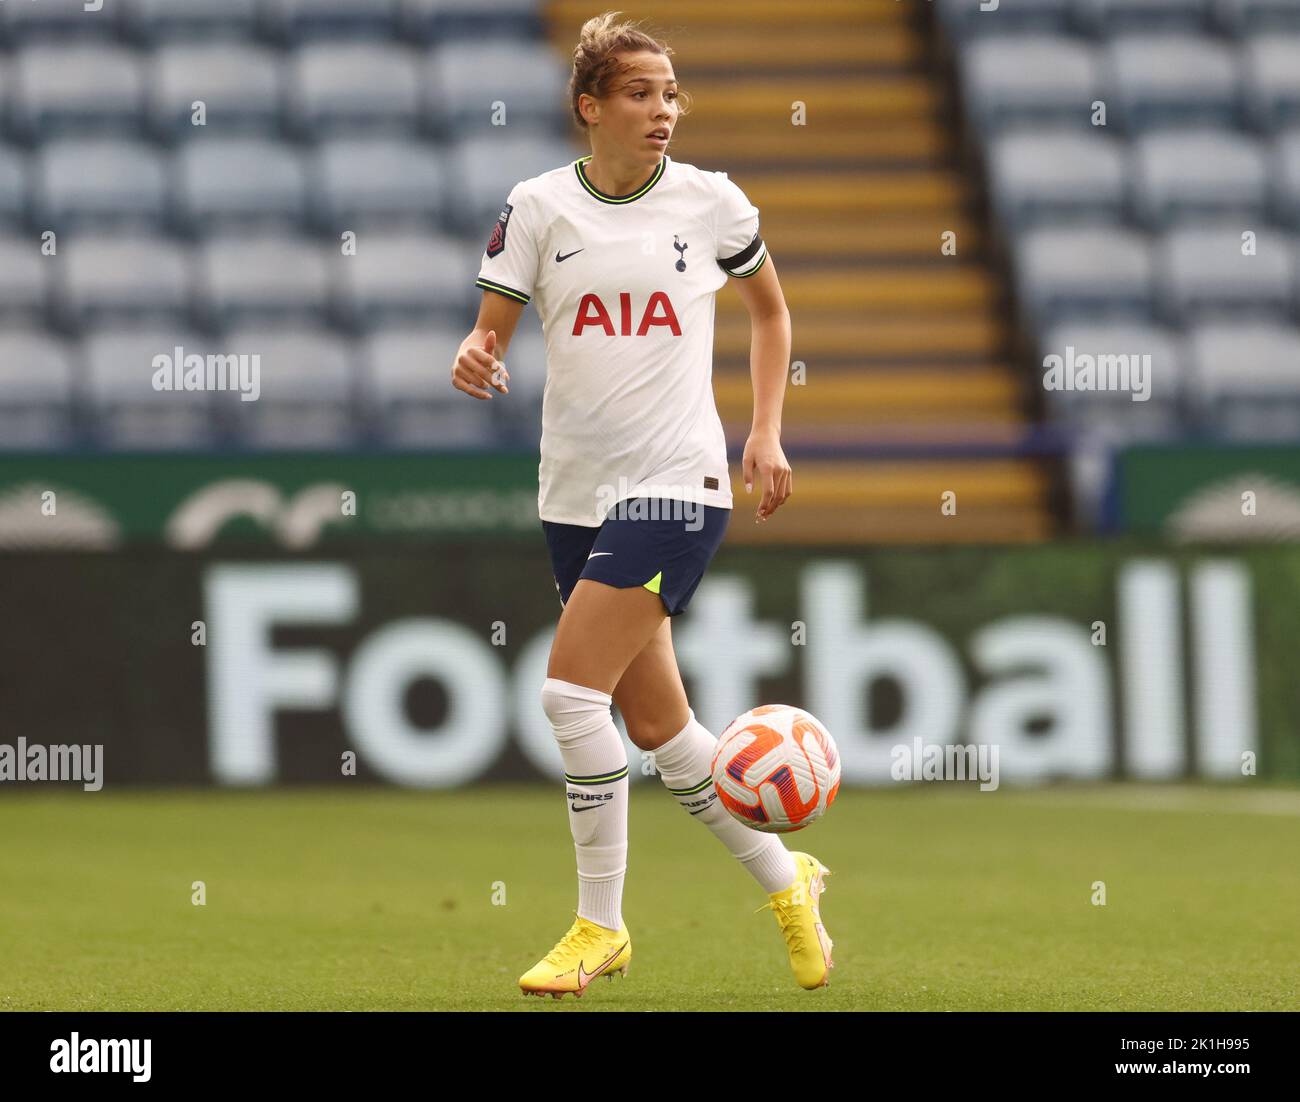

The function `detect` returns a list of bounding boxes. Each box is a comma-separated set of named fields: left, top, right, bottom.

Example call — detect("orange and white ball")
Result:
left=711, top=705, right=840, bottom=833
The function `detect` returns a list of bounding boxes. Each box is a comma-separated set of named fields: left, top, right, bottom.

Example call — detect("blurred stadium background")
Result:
left=0, top=0, right=1298, bottom=1011
left=3, top=0, right=1300, bottom=538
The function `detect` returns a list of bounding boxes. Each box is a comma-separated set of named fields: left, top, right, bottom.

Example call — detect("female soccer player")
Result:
left=451, top=11, right=833, bottom=998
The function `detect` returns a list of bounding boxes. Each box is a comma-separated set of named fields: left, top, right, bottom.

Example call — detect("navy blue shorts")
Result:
left=542, top=497, right=731, bottom=617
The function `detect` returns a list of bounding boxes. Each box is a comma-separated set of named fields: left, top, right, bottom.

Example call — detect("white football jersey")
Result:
left=475, top=153, right=767, bottom=527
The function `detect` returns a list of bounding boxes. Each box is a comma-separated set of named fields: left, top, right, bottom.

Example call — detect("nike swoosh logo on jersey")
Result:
left=555, top=248, right=585, bottom=262
left=577, top=942, right=628, bottom=987
left=587, top=551, right=613, bottom=559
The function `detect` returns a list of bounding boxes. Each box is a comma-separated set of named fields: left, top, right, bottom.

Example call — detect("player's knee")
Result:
left=622, top=721, right=654, bottom=753
left=617, top=708, right=666, bottom=752
left=541, top=677, right=616, bottom=747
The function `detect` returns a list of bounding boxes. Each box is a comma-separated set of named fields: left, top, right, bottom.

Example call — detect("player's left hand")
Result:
left=742, top=428, right=792, bottom=523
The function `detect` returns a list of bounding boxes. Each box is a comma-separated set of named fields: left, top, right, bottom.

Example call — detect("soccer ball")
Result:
left=711, top=704, right=840, bottom=833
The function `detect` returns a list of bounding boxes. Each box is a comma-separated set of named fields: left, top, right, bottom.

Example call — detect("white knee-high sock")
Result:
left=652, top=708, right=798, bottom=895
left=541, top=677, right=628, bottom=932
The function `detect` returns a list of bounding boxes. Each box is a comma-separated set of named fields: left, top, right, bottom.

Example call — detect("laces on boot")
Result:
left=542, top=913, right=611, bottom=967
left=754, top=896, right=808, bottom=956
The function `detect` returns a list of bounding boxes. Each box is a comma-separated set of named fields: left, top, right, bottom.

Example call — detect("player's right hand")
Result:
left=451, top=329, right=509, bottom=400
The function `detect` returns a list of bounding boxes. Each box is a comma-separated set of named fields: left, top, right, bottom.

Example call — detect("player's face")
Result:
left=601, top=52, right=679, bottom=156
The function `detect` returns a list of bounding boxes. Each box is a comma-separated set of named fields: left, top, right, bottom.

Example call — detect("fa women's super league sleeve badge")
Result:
left=486, top=203, right=513, bottom=258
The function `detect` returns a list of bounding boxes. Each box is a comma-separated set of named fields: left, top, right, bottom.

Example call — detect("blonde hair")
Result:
left=567, top=10, right=692, bottom=132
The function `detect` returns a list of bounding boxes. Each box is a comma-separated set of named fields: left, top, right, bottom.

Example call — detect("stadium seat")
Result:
left=196, top=236, right=330, bottom=329
left=426, top=41, right=569, bottom=137
left=288, top=43, right=422, bottom=138
left=149, top=43, right=283, bottom=139
left=225, top=327, right=359, bottom=449
left=1073, top=0, right=1213, bottom=35
left=1106, top=34, right=1241, bottom=131
left=33, top=140, right=168, bottom=228
left=0, top=331, right=78, bottom=450
left=263, top=0, right=401, bottom=42
left=125, top=0, right=261, bottom=42
left=1187, top=322, right=1300, bottom=439
left=83, top=327, right=219, bottom=450
left=1156, top=224, right=1294, bottom=322
left=1039, top=319, right=1188, bottom=443
left=987, top=130, right=1128, bottom=228
left=51, top=235, right=194, bottom=332
left=312, top=138, right=447, bottom=228
left=362, top=325, right=499, bottom=448
left=1241, top=36, right=1300, bottom=132
left=1013, top=227, right=1156, bottom=322
left=333, top=233, right=479, bottom=330
left=11, top=44, right=146, bottom=138
left=936, top=0, right=1073, bottom=39
left=1130, top=129, right=1268, bottom=226
left=173, top=139, right=308, bottom=233
left=0, top=236, right=48, bottom=324
left=1274, top=129, right=1300, bottom=228
left=958, top=36, right=1101, bottom=133
left=0, top=146, right=27, bottom=226
left=1, top=0, right=123, bottom=41
left=402, top=0, right=545, bottom=42
left=448, top=135, right=568, bottom=230
left=1042, top=314, right=1191, bottom=530
left=1215, top=0, right=1300, bottom=34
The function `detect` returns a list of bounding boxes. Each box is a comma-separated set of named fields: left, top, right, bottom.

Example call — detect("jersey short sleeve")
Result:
left=713, top=173, right=768, bottom=279
left=475, top=181, right=539, bottom=305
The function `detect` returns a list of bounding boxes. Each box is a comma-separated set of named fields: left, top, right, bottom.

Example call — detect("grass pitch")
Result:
left=0, top=784, right=1296, bottom=1011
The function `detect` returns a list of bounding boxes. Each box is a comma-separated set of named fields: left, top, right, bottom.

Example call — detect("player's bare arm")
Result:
left=451, top=290, right=524, bottom=400
left=732, top=253, right=793, bottom=523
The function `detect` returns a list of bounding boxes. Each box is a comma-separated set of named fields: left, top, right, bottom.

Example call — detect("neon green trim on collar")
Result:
left=573, top=155, right=667, bottom=204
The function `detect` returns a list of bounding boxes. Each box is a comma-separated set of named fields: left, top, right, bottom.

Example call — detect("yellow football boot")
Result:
left=519, top=912, right=631, bottom=999
left=754, top=851, right=834, bottom=989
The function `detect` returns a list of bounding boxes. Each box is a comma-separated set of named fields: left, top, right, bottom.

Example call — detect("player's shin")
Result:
left=541, top=677, right=629, bottom=932
left=651, top=708, right=797, bottom=894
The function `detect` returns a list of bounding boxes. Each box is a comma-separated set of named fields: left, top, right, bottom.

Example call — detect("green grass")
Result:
left=0, top=784, right=1296, bottom=1011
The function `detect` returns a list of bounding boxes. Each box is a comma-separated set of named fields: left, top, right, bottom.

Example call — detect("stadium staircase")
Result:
left=547, top=0, right=1056, bottom=543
